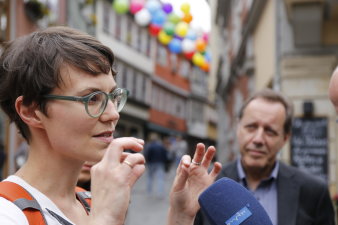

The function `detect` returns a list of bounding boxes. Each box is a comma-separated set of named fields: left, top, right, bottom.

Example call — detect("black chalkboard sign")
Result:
left=290, top=117, right=328, bottom=182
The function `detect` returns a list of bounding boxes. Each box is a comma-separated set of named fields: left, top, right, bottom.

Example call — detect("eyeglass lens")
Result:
left=86, top=90, right=127, bottom=117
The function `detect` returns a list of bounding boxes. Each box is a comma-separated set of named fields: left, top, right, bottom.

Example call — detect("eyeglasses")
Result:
left=44, top=88, right=129, bottom=118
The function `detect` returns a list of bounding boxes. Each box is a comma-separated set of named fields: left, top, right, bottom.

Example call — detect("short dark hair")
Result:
left=238, top=89, right=294, bottom=135
left=0, top=26, right=116, bottom=141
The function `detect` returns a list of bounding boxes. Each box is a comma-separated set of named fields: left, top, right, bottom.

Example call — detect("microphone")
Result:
left=198, top=178, right=273, bottom=225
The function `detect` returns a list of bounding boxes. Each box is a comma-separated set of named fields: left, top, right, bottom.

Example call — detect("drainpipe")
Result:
left=8, top=0, right=17, bottom=175
left=274, top=0, right=281, bottom=92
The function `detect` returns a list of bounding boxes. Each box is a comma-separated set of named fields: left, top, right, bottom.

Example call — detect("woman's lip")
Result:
left=94, top=135, right=114, bottom=143
left=83, top=164, right=92, bottom=170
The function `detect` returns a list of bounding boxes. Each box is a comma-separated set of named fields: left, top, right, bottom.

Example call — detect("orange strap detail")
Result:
left=75, top=186, right=92, bottom=207
left=0, top=181, right=92, bottom=224
left=0, top=181, right=46, bottom=225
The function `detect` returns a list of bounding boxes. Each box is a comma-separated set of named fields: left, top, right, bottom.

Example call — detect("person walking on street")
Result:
left=144, top=132, right=168, bottom=197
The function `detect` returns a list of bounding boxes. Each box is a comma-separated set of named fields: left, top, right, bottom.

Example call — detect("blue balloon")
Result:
left=168, top=38, right=182, bottom=54
left=186, top=29, right=197, bottom=40
left=204, top=51, right=212, bottom=62
left=145, top=0, right=161, bottom=15
left=151, top=10, right=167, bottom=26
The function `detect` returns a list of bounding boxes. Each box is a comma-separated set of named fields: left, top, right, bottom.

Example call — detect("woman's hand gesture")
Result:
left=167, top=143, right=222, bottom=225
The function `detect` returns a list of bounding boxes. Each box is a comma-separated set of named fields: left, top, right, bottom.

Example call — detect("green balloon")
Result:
left=163, top=22, right=175, bottom=36
left=113, top=0, right=129, bottom=14
left=168, top=13, right=181, bottom=24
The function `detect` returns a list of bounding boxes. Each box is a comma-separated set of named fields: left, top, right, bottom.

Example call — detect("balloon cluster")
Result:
left=112, top=0, right=211, bottom=72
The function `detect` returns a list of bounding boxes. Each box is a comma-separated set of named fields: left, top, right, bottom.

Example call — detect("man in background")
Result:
left=195, top=89, right=334, bottom=225
left=144, top=132, right=168, bottom=197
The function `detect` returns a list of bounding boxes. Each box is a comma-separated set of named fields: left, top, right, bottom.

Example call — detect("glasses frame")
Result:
left=43, top=88, right=129, bottom=118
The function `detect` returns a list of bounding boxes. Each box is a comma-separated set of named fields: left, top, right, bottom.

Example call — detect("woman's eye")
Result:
left=88, top=93, right=104, bottom=105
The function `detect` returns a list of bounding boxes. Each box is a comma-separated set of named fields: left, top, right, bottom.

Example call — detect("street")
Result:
left=125, top=167, right=176, bottom=225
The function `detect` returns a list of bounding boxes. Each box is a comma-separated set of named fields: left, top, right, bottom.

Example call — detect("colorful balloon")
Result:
left=158, top=30, right=172, bottom=45
left=184, top=52, right=194, bottom=60
left=145, top=0, right=161, bottom=15
left=200, top=61, right=210, bottom=72
left=192, top=52, right=205, bottom=67
left=162, top=3, right=173, bottom=14
left=202, top=32, right=209, bottom=43
left=112, top=0, right=129, bottom=14
left=204, top=51, right=211, bottom=62
left=148, top=23, right=161, bottom=36
left=135, top=8, right=151, bottom=26
left=168, top=38, right=182, bottom=54
left=182, top=13, right=193, bottom=23
left=195, top=38, right=206, bottom=52
left=180, top=2, right=190, bottom=14
left=182, top=38, right=195, bottom=53
left=163, top=22, right=175, bottom=36
left=175, top=22, right=189, bottom=37
left=151, top=10, right=167, bottom=26
left=130, top=1, right=143, bottom=14
left=168, top=13, right=181, bottom=24
left=186, top=29, right=197, bottom=40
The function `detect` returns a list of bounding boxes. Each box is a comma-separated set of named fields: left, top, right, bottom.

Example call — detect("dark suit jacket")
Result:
left=194, top=160, right=335, bottom=225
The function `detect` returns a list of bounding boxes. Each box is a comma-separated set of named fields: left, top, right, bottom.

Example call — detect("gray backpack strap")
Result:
left=13, top=198, right=43, bottom=211
left=46, top=208, right=74, bottom=225
left=76, top=191, right=91, bottom=213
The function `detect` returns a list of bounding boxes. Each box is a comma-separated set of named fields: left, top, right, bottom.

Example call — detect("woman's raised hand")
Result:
left=167, top=143, right=222, bottom=225
left=89, top=137, right=145, bottom=225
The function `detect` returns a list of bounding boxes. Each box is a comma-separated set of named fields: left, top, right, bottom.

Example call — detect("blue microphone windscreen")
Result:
left=198, top=178, right=273, bottom=225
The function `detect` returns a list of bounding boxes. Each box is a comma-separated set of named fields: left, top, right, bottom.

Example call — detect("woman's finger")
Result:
left=209, top=162, right=222, bottom=179
left=172, top=155, right=191, bottom=192
left=191, top=143, right=205, bottom=166
left=201, top=146, right=216, bottom=168
left=128, top=164, right=146, bottom=186
left=121, top=153, right=145, bottom=170
left=101, top=137, right=144, bottom=165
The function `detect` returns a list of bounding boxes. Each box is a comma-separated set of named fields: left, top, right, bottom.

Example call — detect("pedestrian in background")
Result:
left=171, top=135, right=188, bottom=167
left=195, top=89, right=335, bottom=225
left=0, top=26, right=222, bottom=225
left=144, top=132, right=168, bottom=197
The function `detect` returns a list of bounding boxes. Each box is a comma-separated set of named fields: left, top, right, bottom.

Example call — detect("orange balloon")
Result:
left=182, top=13, right=193, bottom=23
left=200, top=61, right=210, bottom=72
left=195, top=38, right=206, bottom=52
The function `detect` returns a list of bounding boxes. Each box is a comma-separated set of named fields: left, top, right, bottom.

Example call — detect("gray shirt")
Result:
left=237, top=159, right=278, bottom=225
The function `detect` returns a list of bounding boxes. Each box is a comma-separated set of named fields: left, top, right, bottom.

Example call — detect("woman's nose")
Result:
left=100, top=100, right=120, bottom=121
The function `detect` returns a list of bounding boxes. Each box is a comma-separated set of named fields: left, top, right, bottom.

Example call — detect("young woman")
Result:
left=0, top=26, right=221, bottom=225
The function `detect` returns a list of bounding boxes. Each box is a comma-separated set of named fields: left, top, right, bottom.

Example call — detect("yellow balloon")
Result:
left=175, top=22, right=189, bottom=37
left=158, top=30, right=172, bottom=45
left=181, top=2, right=190, bottom=14
left=192, top=52, right=205, bottom=67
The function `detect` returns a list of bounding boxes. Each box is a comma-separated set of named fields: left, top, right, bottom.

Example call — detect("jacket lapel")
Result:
left=277, top=162, right=299, bottom=225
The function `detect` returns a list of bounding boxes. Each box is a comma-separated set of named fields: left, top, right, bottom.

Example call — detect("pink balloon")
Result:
left=130, top=1, right=143, bottom=14
left=202, top=32, right=209, bottom=43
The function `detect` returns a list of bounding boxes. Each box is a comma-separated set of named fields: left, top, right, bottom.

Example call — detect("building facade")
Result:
left=211, top=0, right=338, bottom=194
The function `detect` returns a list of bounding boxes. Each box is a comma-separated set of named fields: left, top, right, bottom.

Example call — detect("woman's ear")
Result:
left=15, top=96, right=44, bottom=129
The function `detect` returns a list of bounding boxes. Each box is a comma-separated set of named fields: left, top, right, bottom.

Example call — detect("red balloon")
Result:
left=184, top=52, right=194, bottom=60
left=148, top=24, right=161, bottom=36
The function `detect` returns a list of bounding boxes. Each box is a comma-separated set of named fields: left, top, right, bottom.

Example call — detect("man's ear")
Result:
left=15, top=96, right=44, bottom=129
